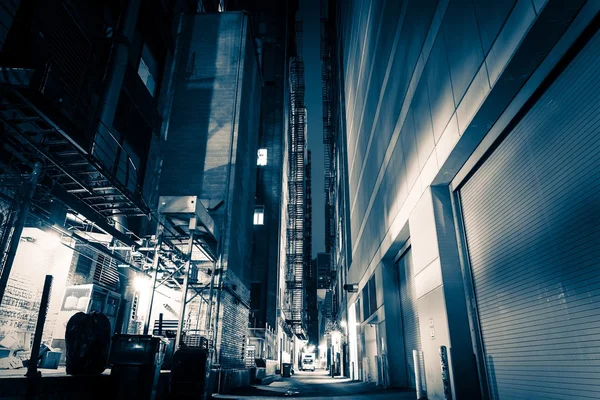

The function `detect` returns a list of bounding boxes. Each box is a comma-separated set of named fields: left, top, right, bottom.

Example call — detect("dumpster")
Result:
left=110, top=335, right=166, bottom=400
left=282, top=363, right=292, bottom=378
left=170, top=347, right=209, bottom=398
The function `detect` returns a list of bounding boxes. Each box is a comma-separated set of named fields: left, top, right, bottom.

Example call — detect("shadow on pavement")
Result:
left=226, top=371, right=414, bottom=398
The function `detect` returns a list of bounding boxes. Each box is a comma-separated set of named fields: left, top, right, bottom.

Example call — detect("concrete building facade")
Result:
left=0, top=0, right=303, bottom=392
left=326, top=0, right=600, bottom=399
left=226, top=0, right=299, bottom=365
left=159, top=11, right=262, bottom=368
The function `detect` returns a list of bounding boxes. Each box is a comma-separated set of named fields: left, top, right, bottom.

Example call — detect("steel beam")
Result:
left=0, top=162, right=41, bottom=306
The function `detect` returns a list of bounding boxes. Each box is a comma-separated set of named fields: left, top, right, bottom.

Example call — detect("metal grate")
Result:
left=398, top=248, right=421, bottom=390
left=49, top=5, right=92, bottom=114
left=460, top=28, right=600, bottom=400
left=93, top=253, right=120, bottom=291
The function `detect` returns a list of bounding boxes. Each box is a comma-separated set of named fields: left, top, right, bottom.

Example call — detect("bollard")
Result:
left=413, top=350, right=427, bottom=399
left=439, top=346, right=452, bottom=400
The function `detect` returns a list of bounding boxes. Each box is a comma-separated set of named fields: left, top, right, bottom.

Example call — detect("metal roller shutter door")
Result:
left=398, top=248, right=421, bottom=389
left=459, top=29, right=600, bottom=400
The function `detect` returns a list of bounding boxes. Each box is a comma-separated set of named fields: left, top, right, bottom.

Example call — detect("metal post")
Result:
left=414, top=350, right=427, bottom=399
left=0, top=162, right=41, bottom=307
left=175, top=219, right=195, bottom=349
left=26, top=275, right=53, bottom=377
left=440, top=345, right=452, bottom=400
left=205, top=256, right=219, bottom=333
left=203, top=242, right=219, bottom=400
left=211, top=257, right=224, bottom=364
left=143, top=233, right=163, bottom=335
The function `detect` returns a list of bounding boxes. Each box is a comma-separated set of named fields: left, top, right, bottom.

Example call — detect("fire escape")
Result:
left=0, top=2, right=152, bottom=285
left=0, top=2, right=219, bottom=347
left=286, top=21, right=307, bottom=339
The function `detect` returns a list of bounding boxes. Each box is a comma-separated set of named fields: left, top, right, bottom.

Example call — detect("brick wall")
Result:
left=216, top=284, right=250, bottom=368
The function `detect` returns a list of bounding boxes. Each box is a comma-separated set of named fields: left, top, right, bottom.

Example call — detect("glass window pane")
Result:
left=254, top=206, right=265, bottom=225
left=257, top=148, right=268, bottom=166
left=138, top=44, right=158, bottom=97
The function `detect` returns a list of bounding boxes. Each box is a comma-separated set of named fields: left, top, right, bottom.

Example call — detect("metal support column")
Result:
left=0, top=162, right=41, bottom=307
left=143, top=230, right=164, bottom=335
left=205, top=255, right=219, bottom=333
left=175, top=217, right=196, bottom=349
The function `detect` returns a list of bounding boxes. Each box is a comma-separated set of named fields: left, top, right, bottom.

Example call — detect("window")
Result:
left=137, top=43, right=158, bottom=97
left=253, top=206, right=265, bottom=225
left=257, top=148, right=268, bottom=166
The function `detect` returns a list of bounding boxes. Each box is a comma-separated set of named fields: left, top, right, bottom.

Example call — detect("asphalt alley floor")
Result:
left=212, top=369, right=417, bottom=400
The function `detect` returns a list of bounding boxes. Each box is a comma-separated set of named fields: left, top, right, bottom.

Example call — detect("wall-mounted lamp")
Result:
left=343, top=283, right=358, bottom=293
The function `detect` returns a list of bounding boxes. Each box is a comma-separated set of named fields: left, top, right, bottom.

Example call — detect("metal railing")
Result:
left=33, top=56, right=149, bottom=213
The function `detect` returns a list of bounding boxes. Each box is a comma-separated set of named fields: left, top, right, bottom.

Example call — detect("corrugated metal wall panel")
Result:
left=460, top=28, right=600, bottom=400
left=399, top=248, right=421, bottom=389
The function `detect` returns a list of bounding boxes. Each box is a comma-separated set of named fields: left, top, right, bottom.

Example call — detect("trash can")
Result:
left=282, top=363, right=292, bottom=378
left=110, top=334, right=166, bottom=400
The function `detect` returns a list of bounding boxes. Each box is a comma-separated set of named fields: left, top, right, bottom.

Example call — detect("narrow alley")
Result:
left=214, top=370, right=415, bottom=400
left=2, top=0, right=600, bottom=399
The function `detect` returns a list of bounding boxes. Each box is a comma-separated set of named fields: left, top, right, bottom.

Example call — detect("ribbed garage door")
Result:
left=459, top=29, right=600, bottom=400
left=398, top=248, right=421, bottom=389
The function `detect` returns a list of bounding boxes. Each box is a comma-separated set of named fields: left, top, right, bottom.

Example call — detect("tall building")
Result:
left=307, top=257, right=318, bottom=346
left=0, top=0, right=293, bottom=391
left=324, top=0, right=600, bottom=399
left=226, top=0, right=299, bottom=365
left=303, top=151, right=318, bottom=347
left=0, top=0, right=194, bottom=350
left=158, top=11, right=262, bottom=368
left=316, top=252, right=331, bottom=290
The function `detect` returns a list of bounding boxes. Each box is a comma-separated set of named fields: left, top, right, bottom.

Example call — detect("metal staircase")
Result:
left=285, top=21, right=307, bottom=339
left=0, top=86, right=150, bottom=222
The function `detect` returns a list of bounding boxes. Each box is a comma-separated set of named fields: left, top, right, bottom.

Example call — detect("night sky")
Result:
left=299, top=0, right=325, bottom=257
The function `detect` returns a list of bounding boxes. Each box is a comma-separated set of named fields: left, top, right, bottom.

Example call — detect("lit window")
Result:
left=254, top=206, right=265, bottom=225
left=257, top=148, right=268, bottom=166
left=138, top=44, right=158, bottom=97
